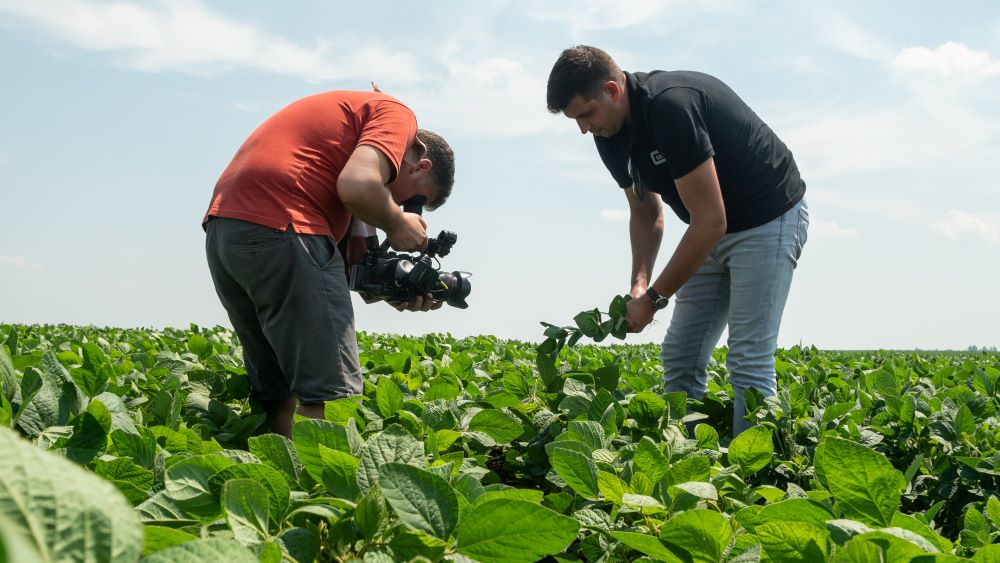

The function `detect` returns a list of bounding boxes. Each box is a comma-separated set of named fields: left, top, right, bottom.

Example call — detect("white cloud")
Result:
left=0, top=0, right=421, bottom=82
left=396, top=55, right=561, bottom=138
left=804, top=190, right=933, bottom=228
left=810, top=218, right=857, bottom=239
left=526, top=0, right=668, bottom=32
left=892, top=42, right=1000, bottom=83
left=600, top=208, right=629, bottom=222
left=524, top=0, right=747, bottom=33
left=931, top=210, right=1000, bottom=244
left=810, top=8, right=894, bottom=61
left=0, top=256, right=45, bottom=271
left=231, top=101, right=257, bottom=113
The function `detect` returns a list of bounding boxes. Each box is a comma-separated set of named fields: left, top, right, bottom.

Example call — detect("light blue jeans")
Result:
left=661, top=199, right=809, bottom=436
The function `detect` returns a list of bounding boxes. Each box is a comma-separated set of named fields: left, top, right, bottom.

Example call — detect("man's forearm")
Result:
left=650, top=222, right=723, bottom=298
left=629, top=208, right=663, bottom=294
left=338, top=179, right=404, bottom=233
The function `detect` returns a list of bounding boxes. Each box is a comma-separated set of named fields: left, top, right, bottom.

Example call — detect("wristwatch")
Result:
left=645, top=287, right=670, bottom=310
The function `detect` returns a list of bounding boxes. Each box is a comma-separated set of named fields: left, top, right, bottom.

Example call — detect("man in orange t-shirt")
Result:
left=203, top=90, right=455, bottom=437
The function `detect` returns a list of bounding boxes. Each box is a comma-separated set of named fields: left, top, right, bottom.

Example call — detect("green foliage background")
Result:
left=0, top=320, right=999, bottom=562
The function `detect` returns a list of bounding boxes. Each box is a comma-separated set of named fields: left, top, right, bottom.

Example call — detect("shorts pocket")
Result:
left=299, top=234, right=343, bottom=271
left=227, top=228, right=284, bottom=250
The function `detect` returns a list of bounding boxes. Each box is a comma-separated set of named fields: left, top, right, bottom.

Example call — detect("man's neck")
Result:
left=620, top=74, right=632, bottom=126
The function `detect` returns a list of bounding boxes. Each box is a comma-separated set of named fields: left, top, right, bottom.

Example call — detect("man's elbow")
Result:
left=692, top=213, right=727, bottom=238
left=337, top=175, right=367, bottom=206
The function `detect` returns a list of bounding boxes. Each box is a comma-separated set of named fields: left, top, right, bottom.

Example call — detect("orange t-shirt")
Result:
left=203, top=90, right=418, bottom=240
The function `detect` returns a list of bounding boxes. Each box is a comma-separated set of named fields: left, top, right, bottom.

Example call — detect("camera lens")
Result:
left=437, top=271, right=470, bottom=309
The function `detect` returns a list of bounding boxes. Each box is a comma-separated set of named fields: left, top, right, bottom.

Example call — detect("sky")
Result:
left=1, top=0, right=998, bottom=350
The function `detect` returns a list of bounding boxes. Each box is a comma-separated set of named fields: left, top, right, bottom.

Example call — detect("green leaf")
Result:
left=0, top=347, right=15, bottom=402
left=613, top=531, right=683, bottom=561
left=387, top=528, right=449, bottom=562
left=17, top=353, right=79, bottom=437
left=962, top=508, right=991, bottom=548
left=356, top=426, right=425, bottom=493
left=70, top=368, right=106, bottom=399
left=550, top=447, right=599, bottom=499
left=111, top=428, right=157, bottom=469
left=248, top=434, right=304, bottom=487
left=536, top=352, right=561, bottom=393
left=661, top=455, right=711, bottom=488
left=456, top=499, right=580, bottom=563
left=756, top=499, right=835, bottom=531
left=378, top=463, right=460, bottom=540
left=985, top=497, right=1000, bottom=529
left=756, top=520, right=829, bottom=562
left=668, top=481, right=719, bottom=502
left=223, top=479, right=271, bottom=543
left=842, top=530, right=929, bottom=561
left=210, top=463, right=290, bottom=528
left=142, top=525, right=198, bottom=556
left=292, top=418, right=352, bottom=483
left=424, top=381, right=460, bottom=401
left=277, top=527, right=320, bottom=563
left=95, top=457, right=155, bottom=491
left=0, top=426, right=144, bottom=562
left=573, top=309, right=602, bottom=338
left=324, top=397, right=363, bottom=426
left=695, top=423, right=719, bottom=448
left=376, top=377, right=404, bottom=417
left=728, top=424, right=774, bottom=476
left=660, top=509, right=732, bottom=563
left=77, top=343, right=112, bottom=396
left=633, top=436, right=669, bottom=482
left=0, top=512, right=45, bottom=562
left=469, top=409, right=524, bottom=444
left=891, top=511, right=952, bottom=553
left=597, top=470, right=629, bottom=505
left=609, top=294, right=630, bottom=318
left=814, top=437, right=905, bottom=527
left=58, top=406, right=110, bottom=464
left=0, top=395, right=11, bottom=428
left=94, top=392, right=139, bottom=436
left=629, top=392, right=665, bottom=430
left=473, top=488, right=544, bottom=508
left=592, top=365, right=620, bottom=392
left=141, top=537, right=259, bottom=563
left=972, top=544, right=1000, bottom=563
left=319, top=444, right=360, bottom=500
left=163, top=454, right=236, bottom=520
left=187, top=334, right=212, bottom=359
left=354, top=488, right=387, bottom=540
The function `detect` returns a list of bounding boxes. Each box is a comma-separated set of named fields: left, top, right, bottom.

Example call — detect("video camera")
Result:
left=347, top=228, right=472, bottom=309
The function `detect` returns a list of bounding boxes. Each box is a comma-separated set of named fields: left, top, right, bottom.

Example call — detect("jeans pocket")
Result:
left=794, top=201, right=809, bottom=259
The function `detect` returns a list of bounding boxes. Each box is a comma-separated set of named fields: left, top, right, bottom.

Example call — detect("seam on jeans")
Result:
left=764, top=210, right=787, bottom=337
left=697, top=278, right=727, bottom=373
left=669, top=269, right=727, bottom=395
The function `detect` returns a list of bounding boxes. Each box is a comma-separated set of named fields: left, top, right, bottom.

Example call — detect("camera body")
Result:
left=347, top=230, right=471, bottom=309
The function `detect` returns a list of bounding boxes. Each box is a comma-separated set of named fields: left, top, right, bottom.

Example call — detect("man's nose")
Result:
left=576, top=119, right=589, bottom=134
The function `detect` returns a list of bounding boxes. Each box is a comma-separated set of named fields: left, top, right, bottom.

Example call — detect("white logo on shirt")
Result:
left=650, top=150, right=666, bottom=165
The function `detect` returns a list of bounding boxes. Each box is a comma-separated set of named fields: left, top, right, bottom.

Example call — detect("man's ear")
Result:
left=605, top=80, right=623, bottom=103
left=417, top=158, right=433, bottom=173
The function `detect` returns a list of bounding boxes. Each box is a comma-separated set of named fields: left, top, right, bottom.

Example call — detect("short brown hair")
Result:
left=546, top=45, right=623, bottom=113
left=417, top=129, right=454, bottom=210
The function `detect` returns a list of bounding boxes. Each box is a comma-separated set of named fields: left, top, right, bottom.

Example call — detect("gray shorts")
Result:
left=205, top=217, right=362, bottom=404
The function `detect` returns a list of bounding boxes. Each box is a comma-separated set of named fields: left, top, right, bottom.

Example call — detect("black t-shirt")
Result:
left=596, top=71, right=805, bottom=232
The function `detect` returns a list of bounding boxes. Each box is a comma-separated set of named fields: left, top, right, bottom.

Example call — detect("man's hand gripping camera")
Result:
left=346, top=226, right=472, bottom=309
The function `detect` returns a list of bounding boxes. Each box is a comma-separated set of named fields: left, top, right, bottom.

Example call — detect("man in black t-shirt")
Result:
left=546, top=45, right=809, bottom=437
